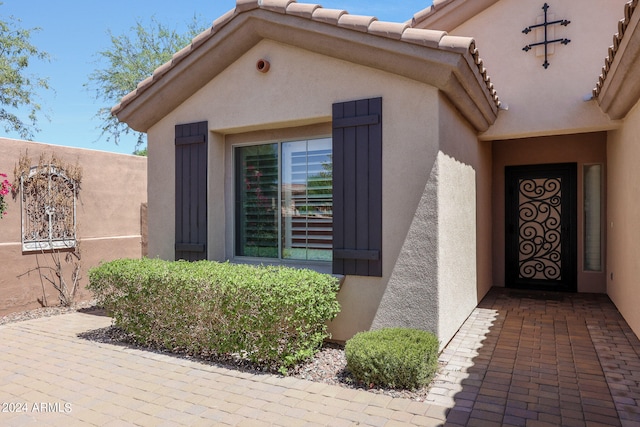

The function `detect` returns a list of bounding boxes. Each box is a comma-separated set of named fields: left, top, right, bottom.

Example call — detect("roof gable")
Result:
left=112, top=0, right=500, bottom=133
left=413, top=0, right=640, bottom=125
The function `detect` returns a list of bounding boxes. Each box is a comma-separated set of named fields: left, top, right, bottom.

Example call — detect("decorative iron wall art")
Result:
left=15, top=153, right=81, bottom=252
left=523, top=3, right=571, bottom=68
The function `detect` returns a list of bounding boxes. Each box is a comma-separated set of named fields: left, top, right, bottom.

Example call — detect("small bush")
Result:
left=88, top=259, right=341, bottom=373
left=345, top=327, right=439, bottom=390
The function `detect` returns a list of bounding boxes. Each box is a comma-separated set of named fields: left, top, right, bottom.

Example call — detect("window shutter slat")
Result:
left=332, top=114, right=380, bottom=129
left=332, top=97, right=382, bottom=277
left=175, top=121, right=208, bottom=261
left=175, top=134, right=205, bottom=145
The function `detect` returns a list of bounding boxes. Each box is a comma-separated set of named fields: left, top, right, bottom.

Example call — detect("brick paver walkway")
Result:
left=1, top=288, right=640, bottom=426
left=427, top=288, right=640, bottom=427
left=0, top=310, right=448, bottom=426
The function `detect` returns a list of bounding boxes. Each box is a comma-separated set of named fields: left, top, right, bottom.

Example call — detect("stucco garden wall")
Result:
left=0, top=138, right=147, bottom=315
left=606, top=99, right=640, bottom=339
left=145, top=39, right=482, bottom=347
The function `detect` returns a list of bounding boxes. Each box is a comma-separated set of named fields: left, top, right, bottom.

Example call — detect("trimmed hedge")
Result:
left=345, top=327, right=439, bottom=390
left=88, top=258, right=340, bottom=373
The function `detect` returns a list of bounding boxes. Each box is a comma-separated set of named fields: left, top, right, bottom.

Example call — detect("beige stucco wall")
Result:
left=372, top=96, right=493, bottom=349
left=438, top=97, right=493, bottom=343
left=447, top=0, right=625, bottom=140
left=146, top=39, right=484, bottom=347
left=492, top=133, right=607, bottom=293
left=606, top=99, right=640, bottom=338
left=0, top=138, right=147, bottom=315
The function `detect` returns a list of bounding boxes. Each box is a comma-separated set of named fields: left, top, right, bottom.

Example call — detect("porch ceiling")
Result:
left=112, top=0, right=500, bottom=134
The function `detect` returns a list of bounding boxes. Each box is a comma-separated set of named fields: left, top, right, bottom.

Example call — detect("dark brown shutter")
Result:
left=175, top=121, right=208, bottom=261
left=332, top=97, right=382, bottom=277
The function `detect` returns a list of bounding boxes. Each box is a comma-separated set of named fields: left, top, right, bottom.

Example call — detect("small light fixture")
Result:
left=256, top=59, right=270, bottom=73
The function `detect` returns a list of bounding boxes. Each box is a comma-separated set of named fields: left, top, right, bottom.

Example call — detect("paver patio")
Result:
left=1, top=287, right=639, bottom=426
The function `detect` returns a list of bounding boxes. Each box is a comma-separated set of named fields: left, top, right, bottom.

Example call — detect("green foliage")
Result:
left=132, top=147, right=147, bottom=156
left=85, top=16, right=208, bottom=149
left=88, top=259, right=341, bottom=372
left=345, top=328, right=439, bottom=390
left=0, top=3, right=51, bottom=139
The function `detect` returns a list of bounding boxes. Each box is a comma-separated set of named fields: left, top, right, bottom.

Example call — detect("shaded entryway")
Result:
left=427, top=287, right=640, bottom=426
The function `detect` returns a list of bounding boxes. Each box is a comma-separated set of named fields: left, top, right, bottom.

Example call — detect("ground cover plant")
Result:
left=345, top=327, right=439, bottom=390
left=88, top=259, right=340, bottom=373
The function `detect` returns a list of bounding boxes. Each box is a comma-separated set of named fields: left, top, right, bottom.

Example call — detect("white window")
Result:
left=234, top=138, right=332, bottom=261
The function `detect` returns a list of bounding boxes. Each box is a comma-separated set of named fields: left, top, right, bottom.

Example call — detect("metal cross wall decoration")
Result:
left=522, top=3, right=570, bottom=69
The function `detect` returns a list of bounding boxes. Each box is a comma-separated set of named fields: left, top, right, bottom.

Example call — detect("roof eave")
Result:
left=113, top=7, right=498, bottom=133
left=596, top=1, right=640, bottom=120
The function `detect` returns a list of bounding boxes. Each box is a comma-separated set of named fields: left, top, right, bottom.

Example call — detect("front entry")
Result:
left=505, top=163, right=577, bottom=292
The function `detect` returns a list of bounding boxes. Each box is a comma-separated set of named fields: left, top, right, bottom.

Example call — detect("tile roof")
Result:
left=409, top=0, right=500, bottom=31
left=411, top=0, right=457, bottom=24
left=593, top=0, right=639, bottom=99
left=112, top=0, right=500, bottom=125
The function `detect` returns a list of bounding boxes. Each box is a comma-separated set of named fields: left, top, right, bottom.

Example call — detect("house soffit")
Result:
left=593, top=0, right=640, bottom=120
left=112, top=0, right=500, bottom=134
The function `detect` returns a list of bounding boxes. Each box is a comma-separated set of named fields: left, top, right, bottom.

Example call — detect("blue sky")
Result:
left=1, top=1, right=431, bottom=155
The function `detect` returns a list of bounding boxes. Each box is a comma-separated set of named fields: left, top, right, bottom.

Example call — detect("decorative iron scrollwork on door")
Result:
left=517, top=177, right=562, bottom=280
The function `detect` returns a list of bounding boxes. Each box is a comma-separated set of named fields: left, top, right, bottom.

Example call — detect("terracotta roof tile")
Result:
left=593, top=0, right=638, bottom=98
left=191, top=27, right=215, bottom=50
left=235, top=0, right=259, bottom=13
left=470, top=41, right=498, bottom=104
left=409, top=0, right=500, bottom=32
left=410, top=0, right=455, bottom=26
left=119, top=90, right=137, bottom=107
left=171, top=44, right=192, bottom=65
left=212, top=9, right=236, bottom=32
left=152, top=60, right=173, bottom=80
left=338, top=14, right=377, bottom=32
left=285, top=2, right=321, bottom=18
left=368, top=21, right=409, bottom=40
left=311, top=7, right=348, bottom=25
left=137, top=75, right=153, bottom=90
left=261, top=0, right=296, bottom=14
left=400, top=28, right=446, bottom=48
left=439, top=34, right=474, bottom=53
left=113, top=0, right=501, bottom=118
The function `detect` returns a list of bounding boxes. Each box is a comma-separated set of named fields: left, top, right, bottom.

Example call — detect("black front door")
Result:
left=505, top=163, right=577, bottom=292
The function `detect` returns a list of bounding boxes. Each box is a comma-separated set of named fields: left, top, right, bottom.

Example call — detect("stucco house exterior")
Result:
left=113, top=0, right=640, bottom=349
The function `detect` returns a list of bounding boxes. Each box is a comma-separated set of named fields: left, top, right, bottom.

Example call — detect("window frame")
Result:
left=230, top=134, right=333, bottom=269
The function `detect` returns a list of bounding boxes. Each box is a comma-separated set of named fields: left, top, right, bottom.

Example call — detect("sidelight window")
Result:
left=583, top=164, right=602, bottom=271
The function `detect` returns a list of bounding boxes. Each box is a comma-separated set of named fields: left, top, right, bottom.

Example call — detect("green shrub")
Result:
left=88, top=258, right=340, bottom=373
left=345, top=327, right=439, bottom=390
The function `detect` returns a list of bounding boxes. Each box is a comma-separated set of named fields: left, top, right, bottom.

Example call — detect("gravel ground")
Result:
left=1, top=303, right=433, bottom=401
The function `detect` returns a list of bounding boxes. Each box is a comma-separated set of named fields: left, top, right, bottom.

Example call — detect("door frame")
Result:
left=505, top=163, right=577, bottom=292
